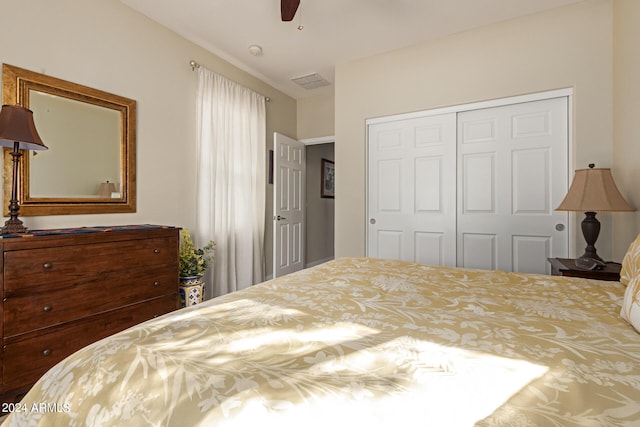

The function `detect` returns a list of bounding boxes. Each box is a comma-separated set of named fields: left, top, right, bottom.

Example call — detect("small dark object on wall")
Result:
left=321, top=158, right=335, bottom=198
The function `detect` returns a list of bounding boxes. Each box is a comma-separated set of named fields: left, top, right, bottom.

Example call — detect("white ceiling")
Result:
left=121, top=0, right=583, bottom=100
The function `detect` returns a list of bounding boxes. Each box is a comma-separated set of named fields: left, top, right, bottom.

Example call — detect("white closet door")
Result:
left=457, top=97, right=569, bottom=273
left=367, top=113, right=457, bottom=266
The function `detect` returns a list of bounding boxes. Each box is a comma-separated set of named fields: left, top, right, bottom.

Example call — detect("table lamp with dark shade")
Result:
left=556, top=163, right=635, bottom=268
left=0, top=104, right=48, bottom=234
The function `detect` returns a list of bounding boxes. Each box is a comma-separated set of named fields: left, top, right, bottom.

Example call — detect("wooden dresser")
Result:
left=0, top=225, right=180, bottom=402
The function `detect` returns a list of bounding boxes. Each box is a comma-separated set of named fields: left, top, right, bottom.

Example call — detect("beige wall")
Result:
left=335, top=0, right=620, bottom=260
left=613, top=0, right=640, bottom=259
left=297, top=93, right=335, bottom=140
left=0, top=0, right=296, bottom=276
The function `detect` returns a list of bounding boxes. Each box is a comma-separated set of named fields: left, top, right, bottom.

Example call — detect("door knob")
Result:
left=555, top=224, right=565, bottom=231
left=370, top=218, right=376, bottom=224
left=276, top=215, right=287, bottom=221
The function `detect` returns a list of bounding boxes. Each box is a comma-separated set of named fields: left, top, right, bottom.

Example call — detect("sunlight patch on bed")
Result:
left=305, top=335, right=550, bottom=425
left=226, top=320, right=380, bottom=355
left=134, top=299, right=549, bottom=425
left=165, top=298, right=306, bottom=323
left=209, top=316, right=549, bottom=425
left=191, top=338, right=550, bottom=427
left=150, top=300, right=383, bottom=362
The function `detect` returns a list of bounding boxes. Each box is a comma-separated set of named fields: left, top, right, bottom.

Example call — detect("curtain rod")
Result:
left=189, top=60, right=270, bottom=102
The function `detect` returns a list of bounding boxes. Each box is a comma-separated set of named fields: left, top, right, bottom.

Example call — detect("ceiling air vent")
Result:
left=291, top=73, right=330, bottom=90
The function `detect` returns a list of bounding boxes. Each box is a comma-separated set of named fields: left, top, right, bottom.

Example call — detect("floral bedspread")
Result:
left=3, top=257, right=639, bottom=426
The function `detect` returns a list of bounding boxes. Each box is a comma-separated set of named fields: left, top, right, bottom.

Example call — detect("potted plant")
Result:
left=179, top=229, right=215, bottom=307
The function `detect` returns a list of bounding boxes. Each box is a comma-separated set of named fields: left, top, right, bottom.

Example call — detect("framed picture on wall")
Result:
left=321, top=158, right=335, bottom=198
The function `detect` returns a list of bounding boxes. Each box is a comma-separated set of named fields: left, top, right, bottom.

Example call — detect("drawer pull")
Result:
left=43, top=305, right=52, bottom=313
left=153, top=281, right=160, bottom=287
left=43, top=262, right=53, bottom=269
left=153, top=249, right=160, bottom=254
left=42, top=349, right=51, bottom=356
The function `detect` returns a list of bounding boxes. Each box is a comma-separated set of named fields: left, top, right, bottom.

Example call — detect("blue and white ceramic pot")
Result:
left=179, top=275, right=205, bottom=307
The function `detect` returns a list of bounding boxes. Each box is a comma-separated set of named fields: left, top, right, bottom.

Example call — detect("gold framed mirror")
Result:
left=2, top=64, right=136, bottom=215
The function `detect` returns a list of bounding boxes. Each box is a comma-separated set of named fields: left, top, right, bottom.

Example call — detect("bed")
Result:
left=3, top=252, right=640, bottom=426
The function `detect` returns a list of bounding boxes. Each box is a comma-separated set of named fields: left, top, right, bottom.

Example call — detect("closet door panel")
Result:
left=462, top=153, right=496, bottom=213
left=458, top=97, right=569, bottom=273
left=512, top=148, right=550, bottom=213
left=415, top=232, right=445, bottom=266
left=367, top=113, right=457, bottom=265
left=461, top=233, right=497, bottom=270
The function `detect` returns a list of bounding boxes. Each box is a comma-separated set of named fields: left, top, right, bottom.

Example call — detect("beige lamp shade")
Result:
left=556, top=166, right=635, bottom=212
left=97, top=181, right=117, bottom=198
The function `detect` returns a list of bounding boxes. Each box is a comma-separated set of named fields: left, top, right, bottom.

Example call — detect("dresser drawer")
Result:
left=2, top=294, right=177, bottom=389
left=3, top=267, right=177, bottom=337
left=3, top=237, right=177, bottom=292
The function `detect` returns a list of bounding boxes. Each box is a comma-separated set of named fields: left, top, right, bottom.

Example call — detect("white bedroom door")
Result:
left=273, top=132, right=306, bottom=278
left=457, top=97, right=569, bottom=273
left=367, top=113, right=457, bottom=266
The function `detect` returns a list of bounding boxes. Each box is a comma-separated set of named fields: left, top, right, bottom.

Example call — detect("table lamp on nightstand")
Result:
left=0, top=104, right=48, bottom=234
left=556, top=163, right=635, bottom=269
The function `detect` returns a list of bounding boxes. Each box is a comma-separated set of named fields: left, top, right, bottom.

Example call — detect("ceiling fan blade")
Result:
left=281, top=0, right=300, bottom=21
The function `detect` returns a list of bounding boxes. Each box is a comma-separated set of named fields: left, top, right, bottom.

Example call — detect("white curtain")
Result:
left=195, top=67, right=266, bottom=297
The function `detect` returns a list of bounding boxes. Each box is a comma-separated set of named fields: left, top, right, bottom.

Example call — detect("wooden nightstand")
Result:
left=547, top=258, right=621, bottom=282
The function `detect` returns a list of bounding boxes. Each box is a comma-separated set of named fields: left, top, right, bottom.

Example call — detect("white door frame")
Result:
left=300, top=135, right=335, bottom=146
left=366, top=88, right=575, bottom=260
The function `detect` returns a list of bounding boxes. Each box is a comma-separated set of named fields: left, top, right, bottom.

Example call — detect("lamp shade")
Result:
left=97, top=181, right=117, bottom=198
left=556, top=166, right=635, bottom=212
left=0, top=104, right=48, bottom=151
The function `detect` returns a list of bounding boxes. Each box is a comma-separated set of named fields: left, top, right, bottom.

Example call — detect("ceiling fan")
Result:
left=281, top=0, right=300, bottom=21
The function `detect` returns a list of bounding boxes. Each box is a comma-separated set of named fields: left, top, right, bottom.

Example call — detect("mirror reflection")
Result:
left=28, top=91, right=121, bottom=198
